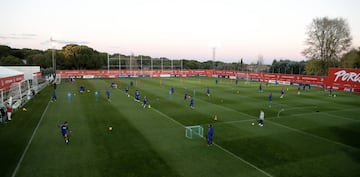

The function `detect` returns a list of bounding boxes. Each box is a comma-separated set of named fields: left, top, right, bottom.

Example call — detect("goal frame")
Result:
left=185, top=125, right=204, bottom=139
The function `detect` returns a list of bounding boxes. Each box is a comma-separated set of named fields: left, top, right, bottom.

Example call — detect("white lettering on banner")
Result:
left=334, top=70, right=360, bottom=83
left=5, top=79, right=13, bottom=84
left=302, top=77, right=318, bottom=80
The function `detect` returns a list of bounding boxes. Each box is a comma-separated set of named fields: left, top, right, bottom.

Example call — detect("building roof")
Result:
left=0, top=66, right=24, bottom=78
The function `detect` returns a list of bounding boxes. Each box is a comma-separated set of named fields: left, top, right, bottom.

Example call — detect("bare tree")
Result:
left=302, top=17, right=352, bottom=74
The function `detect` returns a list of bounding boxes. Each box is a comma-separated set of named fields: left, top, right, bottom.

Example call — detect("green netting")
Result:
left=185, top=125, right=204, bottom=139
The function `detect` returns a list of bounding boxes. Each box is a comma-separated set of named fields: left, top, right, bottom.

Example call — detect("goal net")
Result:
left=7, top=80, right=30, bottom=109
left=185, top=125, right=204, bottom=139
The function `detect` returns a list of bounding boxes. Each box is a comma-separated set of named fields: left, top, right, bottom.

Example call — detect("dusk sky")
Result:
left=0, top=0, right=359, bottom=64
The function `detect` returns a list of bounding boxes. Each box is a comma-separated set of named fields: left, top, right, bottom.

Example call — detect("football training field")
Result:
left=1, top=78, right=359, bottom=177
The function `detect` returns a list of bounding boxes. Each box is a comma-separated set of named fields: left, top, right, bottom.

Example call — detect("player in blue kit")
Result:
left=190, top=96, right=194, bottom=109
left=259, top=83, right=263, bottom=92
left=268, top=92, right=273, bottom=108
left=80, top=85, right=85, bottom=93
left=280, top=88, right=285, bottom=98
left=184, top=91, right=188, bottom=100
left=206, top=87, right=210, bottom=96
left=59, top=121, right=70, bottom=144
left=125, top=86, right=129, bottom=96
left=135, top=90, right=140, bottom=102
left=51, top=90, right=57, bottom=102
left=142, top=96, right=148, bottom=108
left=171, top=86, right=174, bottom=94
left=207, top=124, right=214, bottom=146
left=106, top=90, right=110, bottom=101
left=110, top=82, right=116, bottom=89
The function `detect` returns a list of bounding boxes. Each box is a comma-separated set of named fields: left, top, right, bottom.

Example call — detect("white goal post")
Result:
left=185, top=125, right=204, bottom=139
left=5, top=80, right=31, bottom=109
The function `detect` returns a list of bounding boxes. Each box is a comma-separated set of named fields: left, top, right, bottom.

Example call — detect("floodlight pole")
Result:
left=51, top=37, right=56, bottom=77
left=161, top=57, right=163, bottom=72
left=119, top=54, right=121, bottom=76
left=107, top=53, right=110, bottom=74
left=151, top=57, right=153, bottom=77
left=171, top=59, right=173, bottom=72
left=212, top=47, right=216, bottom=70
left=181, top=59, right=183, bottom=71
left=130, top=54, right=132, bottom=76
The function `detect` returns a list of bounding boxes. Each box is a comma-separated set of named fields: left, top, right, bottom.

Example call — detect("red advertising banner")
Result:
left=327, top=68, right=360, bottom=91
left=0, top=75, right=25, bottom=90
left=56, top=70, right=325, bottom=85
left=56, top=69, right=360, bottom=92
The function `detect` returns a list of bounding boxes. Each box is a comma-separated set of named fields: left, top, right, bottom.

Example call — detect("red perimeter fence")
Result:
left=1, top=68, right=358, bottom=92
left=56, top=68, right=360, bottom=92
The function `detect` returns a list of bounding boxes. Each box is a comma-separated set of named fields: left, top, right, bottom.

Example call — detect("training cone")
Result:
left=214, top=115, right=218, bottom=121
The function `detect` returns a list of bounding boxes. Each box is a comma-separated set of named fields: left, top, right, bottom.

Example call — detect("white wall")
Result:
left=5, top=66, right=40, bottom=80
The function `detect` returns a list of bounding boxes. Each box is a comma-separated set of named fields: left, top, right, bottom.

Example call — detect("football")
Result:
left=108, top=127, right=112, bottom=131
left=252, top=122, right=255, bottom=126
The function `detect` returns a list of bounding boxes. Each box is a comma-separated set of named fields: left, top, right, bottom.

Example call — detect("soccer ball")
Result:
left=22, top=108, right=27, bottom=111
left=148, top=104, right=151, bottom=108
left=108, top=127, right=112, bottom=131
left=252, top=122, right=255, bottom=126
left=87, top=90, right=90, bottom=93
left=333, top=94, right=336, bottom=97
left=128, top=94, right=130, bottom=97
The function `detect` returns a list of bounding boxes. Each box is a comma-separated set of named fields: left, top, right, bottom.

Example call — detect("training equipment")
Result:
left=108, top=127, right=112, bottom=131
left=185, top=125, right=204, bottom=139
left=213, top=115, right=218, bottom=121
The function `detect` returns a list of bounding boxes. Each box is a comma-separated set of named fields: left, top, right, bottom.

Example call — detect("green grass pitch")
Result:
left=0, top=77, right=359, bottom=177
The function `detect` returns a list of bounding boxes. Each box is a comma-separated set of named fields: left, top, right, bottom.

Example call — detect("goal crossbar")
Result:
left=185, top=125, right=204, bottom=139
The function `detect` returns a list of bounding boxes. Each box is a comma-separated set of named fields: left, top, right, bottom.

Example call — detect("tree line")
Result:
left=1, top=17, right=359, bottom=76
